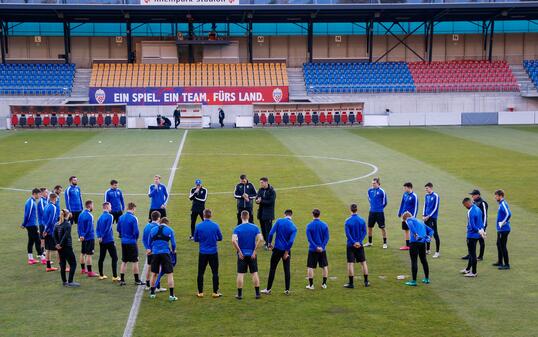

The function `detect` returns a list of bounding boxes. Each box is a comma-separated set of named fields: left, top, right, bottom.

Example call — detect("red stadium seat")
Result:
left=305, top=112, right=312, bottom=125
left=11, top=114, right=18, bottom=127
left=27, top=115, right=35, bottom=127
left=43, top=115, right=50, bottom=127
left=341, top=111, right=348, bottom=124
left=74, top=114, right=81, bottom=127
left=59, top=115, right=66, bottom=127
left=275, top=112, right=282, bottom=125
left=290, top=112, right=297, bottom=125
left=97, top=114, right=104, bottom=127
left=260, top=113, right=267, bottom=126
left=112, top=113, right=119, bottom=127
left=326, top=112, right=333, bottom=125
left=319, top=112, right=326, bottom=124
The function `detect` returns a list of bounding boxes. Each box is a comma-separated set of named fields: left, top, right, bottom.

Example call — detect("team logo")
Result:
left=94, top=89, right=106, bottom=104
left=272, top=87, right=283, bottom=103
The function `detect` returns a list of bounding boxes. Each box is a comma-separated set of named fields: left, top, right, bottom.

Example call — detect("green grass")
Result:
left=0, top=126, right=536, bottom=337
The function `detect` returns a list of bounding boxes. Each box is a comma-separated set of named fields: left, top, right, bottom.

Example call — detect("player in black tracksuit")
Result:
left=234, top=175, right=257, bottom=225
left=189, top=179, right=207, bottom=240
left=256, top=177, right=276, bottom=249
left=462, top=190, right=489, bottom=260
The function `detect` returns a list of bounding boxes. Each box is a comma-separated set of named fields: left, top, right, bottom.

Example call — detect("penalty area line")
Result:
left=122, top=130, right=188, bottom=337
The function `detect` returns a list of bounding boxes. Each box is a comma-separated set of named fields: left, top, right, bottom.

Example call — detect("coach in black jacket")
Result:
left=189, top=179, right=208, bottom=240
left=462, top=189, right=489, bottom=260
left=234, top=174, right=257, bottom=225
left=256, top=177, right=276, bottom=249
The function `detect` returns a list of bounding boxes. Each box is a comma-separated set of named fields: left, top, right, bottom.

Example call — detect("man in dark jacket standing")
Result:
left=189, top=179, right=207, bottom=241
left=234, top=174, right=257, bottom=225
left=173, top=105, right=181, bottom=129
left=218, top=108, right=225, bottom=128
left=256, top=177, right=276, bottom=249
left=462, top=189, right=488, bottom=260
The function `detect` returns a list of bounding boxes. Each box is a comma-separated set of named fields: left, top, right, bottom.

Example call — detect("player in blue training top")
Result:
left=117, top=202, right=144, bottom=286
left=64, top=176, right=83, bottom=224
left=194, top=208, right=223, bottom=298
left=397, top=182, right=418, bottom=251
left=461, top=198, right=486, bottom=277
left=148, top=175, right=168, bottom=220
left=402, top=212, right=434, bottom=287
left=366, top=177, right=388, bottom=248
left=305, top=208, right=330, bottom=290
left=423, top=182, right=441, bottom=258
left=493, top=189, right=512, bottom=270
left=232, top=210, right=264, bottom=300
left=143, top=211, right=162, bottom=290
left=148, top=217, right=177, bottom=302
left=104, top=179, right=125, bottom=224
left=77, top=200, right=97, bottom=277
left=96, top=202, right=119, bottom=281
left=343, top=204, right=370, bottom=289
left=261, top=209, right=297, bottom=295
left=21, top=188, right=43, bottom=265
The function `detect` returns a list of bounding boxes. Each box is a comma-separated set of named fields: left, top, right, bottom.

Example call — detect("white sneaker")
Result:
left=426, top=250, right=431, bottom=255
left=260, top=288, right=271, bottom=295
left=144, top=285, right=151, bottom=291
left=460, top=269, right=470, bottom=274
left=364, top=242, right=372, bottom=247
left=156, top=287, right=167, bottom=293
left=321, top=283, right=328, bottom=289
left=284, top=290, right=290, bottom=296
left=305, top=285, right=315, bottom=290
left=464, top=273, right=477, bottom=278
left=382, top=244, right=388, bottom=249
left=432, top=252, right=440, bottom=258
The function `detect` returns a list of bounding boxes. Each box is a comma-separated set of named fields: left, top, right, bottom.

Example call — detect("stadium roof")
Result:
left=1, top=2, right=538, bottom=23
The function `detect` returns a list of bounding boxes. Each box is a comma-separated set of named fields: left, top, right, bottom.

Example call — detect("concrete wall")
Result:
left=6, top=33, right=538, bottom=68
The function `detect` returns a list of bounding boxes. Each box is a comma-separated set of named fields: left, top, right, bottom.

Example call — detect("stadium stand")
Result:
left=303, top=62, right=415, bottom=94
left=523, top=60, right=538, bottom=90
left=409, top=60, right=519, bottom=93
left=0, top=63, right=75, bottom=96
left=90, top=63, right=288, bottom=87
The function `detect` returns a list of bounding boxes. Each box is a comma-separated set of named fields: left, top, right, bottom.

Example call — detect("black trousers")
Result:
left=197, top=253, right=219, bottom=293
left=174, top=117, right=180, bottom=128
left=478, top=236, right=486, bottom=259
left=190, top=210, right=204, bottom=237
left=26, top=226, right=42, bottom=255
left=466, top=238, right=478, bottom=274
left=267, top=248, right=291, bottom=291
left=259, top=219, right=273, bottom=246
left=496, top=231, right=510, bottom=265
left=219, top=118, right=224, bottom=127
left=425, top=218, right=440, bottom=253
left=236, top=207, right=253, bottom=225
left=98, top=242, right=118, bottom=277
left=59, top=246, right=77, bottom=283
left=409, top=242, right=429, bottom=281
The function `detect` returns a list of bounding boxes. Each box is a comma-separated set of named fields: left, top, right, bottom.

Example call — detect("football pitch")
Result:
left=0, top=126, right=537, bottom=337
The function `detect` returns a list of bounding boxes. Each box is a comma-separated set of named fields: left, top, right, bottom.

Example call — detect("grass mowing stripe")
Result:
left=508, top=126, right=538, bottom=133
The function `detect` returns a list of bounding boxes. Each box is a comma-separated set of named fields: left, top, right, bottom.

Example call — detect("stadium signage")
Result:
left=89, top=87, right=289, bottom=105
left=140, top=0, right=238, bottom=5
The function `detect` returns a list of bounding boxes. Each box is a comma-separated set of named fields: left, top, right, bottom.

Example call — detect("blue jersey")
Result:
left=64, top=185, right=83, bottom=212
left=268, top=217, right=297, bottom=251
left=37, top=197, right=48, bottom=225
left=48, top=196, right=61, bottom=223
left=423, top=192, right=440, bottom=219
left=306, top=219, right=330, bottom=252
left=233, top=223, right=260, bottom=257
left=467, top=205, right=484, bottom=239
left=21, top=197, right=38, bottom=228
left=194, top=220, right=223, bottom=255
left=77, top=209, right=95, bottom=240
left=117, top=212, right=139, bottom=244
left=143, top=221, right=160, bottom=250
left=398, top=191, right=418, bottom=217
left=104, top=188, right=125, bottom=213
left=368, top=187, right=387, bottom=212
left=496, top=199, right=512, bottom=232
left=406, top=217, right=434, bottom=243
left=148, top=184, right=169, bottom=210
left=149, top=224, right=176, bottom=255
left=43, top=203, right=58, bottom=235
left=96, top=211, right=115, bottom=244
left=345, top=214, right=367, bottom=246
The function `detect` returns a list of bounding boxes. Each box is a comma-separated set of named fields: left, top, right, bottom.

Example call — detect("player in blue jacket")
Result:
left=21, top=188, right=42, bottom=265
left=423, top=182, right=441, bottom=258
left=96, top=202, right=119, bottom=281
left=148, top=175, right=168, bottom=220
left=37, top=187, right=49, bottom=261
left=143, top=211, right=162, bottom=290
left=148, top=218, right=177, bottom=302
left=461, top=198, right=486, bottom=277
left=65, top=176, right=83, bottom=224
left=366, top=177, right=388, bottom=248
left=104, top=179, right=125, bottom=224
left=117, top=202, right=144, bottom=286
left=397, top=182, right=419, bottom=251
left=306, top=209, right=330, bottom=290
left=493, top=190, right=512, bottom=270
left=43, top=193, right=59, bottom=272
left=50, top=185, right=63, bottom=223
left=402, top=212, right=434, bottom=286
left=344, top=204, right=370, bottom=289
left=232, top=210, right=264, bottom=300
left=261, top=209, right=298, bottom=295
left=194, top=209, right=223, bottom=298
left=77, top=200, right=97, bottom=277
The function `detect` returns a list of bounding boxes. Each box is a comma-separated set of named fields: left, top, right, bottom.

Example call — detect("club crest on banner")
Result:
left=272, top=87, right=283, bottom=103
left=95, top=89, right=106, bottom=104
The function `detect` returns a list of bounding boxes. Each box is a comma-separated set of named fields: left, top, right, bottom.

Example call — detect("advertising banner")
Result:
left=90, top=86, right=289, bottom=106
left=140, top=0, right=238, bottom=5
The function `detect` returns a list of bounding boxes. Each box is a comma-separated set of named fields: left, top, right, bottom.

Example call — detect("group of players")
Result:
left=20, top=173, right=513, bottom=301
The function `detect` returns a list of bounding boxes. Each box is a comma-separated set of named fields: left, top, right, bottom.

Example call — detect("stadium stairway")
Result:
left=511, top=63, right=538, bottom=97
left=70, top=68, right=92, bottom=99
left=287, top=67, right=309, bottom=100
